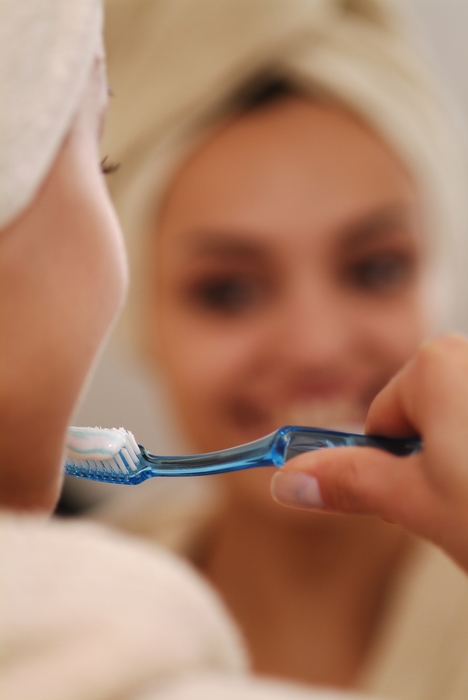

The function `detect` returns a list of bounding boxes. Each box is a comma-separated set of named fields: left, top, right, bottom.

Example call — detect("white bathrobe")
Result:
left=0, top=513, right=368, bottom=700
left=91, top=476, right=468, bottom=700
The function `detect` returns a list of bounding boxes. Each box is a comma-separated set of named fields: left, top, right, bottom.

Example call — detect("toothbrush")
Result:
left=64, top=425, right=421, bottom=486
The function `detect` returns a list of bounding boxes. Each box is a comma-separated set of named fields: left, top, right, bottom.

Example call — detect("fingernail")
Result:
left=271, top=471, right=324, bottom=509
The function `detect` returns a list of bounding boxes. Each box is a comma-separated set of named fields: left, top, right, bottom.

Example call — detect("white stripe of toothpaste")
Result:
left=66, top=427, right=126, bottom=461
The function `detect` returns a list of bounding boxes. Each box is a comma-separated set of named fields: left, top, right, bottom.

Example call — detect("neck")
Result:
left=203, top=492, right=411, bottom=688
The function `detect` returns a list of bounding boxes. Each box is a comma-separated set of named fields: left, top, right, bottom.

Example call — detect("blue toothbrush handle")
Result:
left=281, top=426, right=421, bottom=460
left=138, top=426, right=421, bottom=477
left=138, top=432, right=278, bottom=477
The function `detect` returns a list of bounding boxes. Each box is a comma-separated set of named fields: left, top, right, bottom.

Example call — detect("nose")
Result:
left=266, top=274, right=354, bottom=370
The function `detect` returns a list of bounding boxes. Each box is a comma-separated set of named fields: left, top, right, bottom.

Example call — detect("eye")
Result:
left=344, top=251, right=416, bottom=293
left=186, top=274, right=265, bottom=316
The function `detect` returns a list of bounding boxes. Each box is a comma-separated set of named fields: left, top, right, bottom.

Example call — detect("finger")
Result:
left=271, top=446, right=434, bottom=528
left=365, top=367, right=415, bottom=438
left=366, top=334, right=468, bottom=439
left=271, top=447, right=468, bottom=574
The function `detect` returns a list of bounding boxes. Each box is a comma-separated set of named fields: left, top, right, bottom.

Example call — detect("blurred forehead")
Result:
left=158, top=96, right=419, bottom=248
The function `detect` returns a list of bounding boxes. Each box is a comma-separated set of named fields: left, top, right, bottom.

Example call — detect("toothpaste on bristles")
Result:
left=65, top=426, right=141, bottom=464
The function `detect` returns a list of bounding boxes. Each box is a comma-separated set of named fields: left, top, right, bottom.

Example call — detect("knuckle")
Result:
left=420, top=334, right=468, bottom=364
left=415, top=334, right=468, bottom=384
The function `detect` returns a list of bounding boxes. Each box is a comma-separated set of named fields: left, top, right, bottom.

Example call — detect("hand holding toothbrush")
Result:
left=272, top=334, right=468, bottom=573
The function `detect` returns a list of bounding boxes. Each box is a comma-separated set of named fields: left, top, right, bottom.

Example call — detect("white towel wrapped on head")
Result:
left=0, top=0, right=102, bottom=229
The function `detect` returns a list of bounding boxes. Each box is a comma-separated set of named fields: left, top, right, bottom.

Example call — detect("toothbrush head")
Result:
left=64, top=427, right=145, bottom=484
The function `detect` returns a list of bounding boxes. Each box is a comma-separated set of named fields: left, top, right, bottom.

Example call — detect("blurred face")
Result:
left=150, top=97, right=429, bottom=476
left=0, top=56, right=127, bottom=510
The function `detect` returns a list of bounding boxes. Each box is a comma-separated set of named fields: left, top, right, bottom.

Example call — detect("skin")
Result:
left=274, top=334, right=468, bottom=574
left=0, top=56, right=127, bottom=512
left=146, top=97, right=433, bottom=686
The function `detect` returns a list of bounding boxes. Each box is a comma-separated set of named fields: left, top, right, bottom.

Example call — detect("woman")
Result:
left=92, top=0, right=468, bottom=697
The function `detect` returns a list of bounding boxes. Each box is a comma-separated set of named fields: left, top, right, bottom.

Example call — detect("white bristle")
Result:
left=119, top=428, right=141, bottom=459
left=115, top=452, right=129, bottom=474
left=125, top=441, right=138, bottom=464
left=98, top=459, right=111, bottom=473
left=121, top=447, right=136, bottom=471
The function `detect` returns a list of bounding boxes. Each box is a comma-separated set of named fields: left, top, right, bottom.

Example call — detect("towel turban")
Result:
left=102, top=0, right=468, bottom=338
left=0, top=0, right=102, bottom=229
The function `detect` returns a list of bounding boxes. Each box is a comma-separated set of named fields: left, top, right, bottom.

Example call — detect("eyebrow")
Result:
left=179, top=204, right=416, bottom=261
left=183, top=232, right=268, bottom=261
left=338, top=204, right=416, bottom=252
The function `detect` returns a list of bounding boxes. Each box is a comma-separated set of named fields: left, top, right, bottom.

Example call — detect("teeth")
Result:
left=278, top=398, right=365, bottom=433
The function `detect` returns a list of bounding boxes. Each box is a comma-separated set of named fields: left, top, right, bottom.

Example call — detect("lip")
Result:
left=223, top=368, right=394, bottom=442
left=226, top=393, right=369, bottom=441
left=279, top=397, right=367, bottom=431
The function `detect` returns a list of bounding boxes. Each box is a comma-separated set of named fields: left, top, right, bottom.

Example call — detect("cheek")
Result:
left=352, top=291, right=429, bottom=372
left=35, top=193, right=125, bottom=412
left=80, top=208, right=127, bottom=338
left=154, top=309, right=258, bottom=403
left=57, top=185, right=127, bottom=370
left=0, top=229, right=120, bottom=461
left=29, top=215, right=124, bottom=389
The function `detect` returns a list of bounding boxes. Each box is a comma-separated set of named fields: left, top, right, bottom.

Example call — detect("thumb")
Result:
left=271, top=446, right=433, bottom=526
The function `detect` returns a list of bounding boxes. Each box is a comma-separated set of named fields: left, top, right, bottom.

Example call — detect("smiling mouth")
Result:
left=279, top=397, right=366, bottom=433
left=228, top=394, right=368, bottom=437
